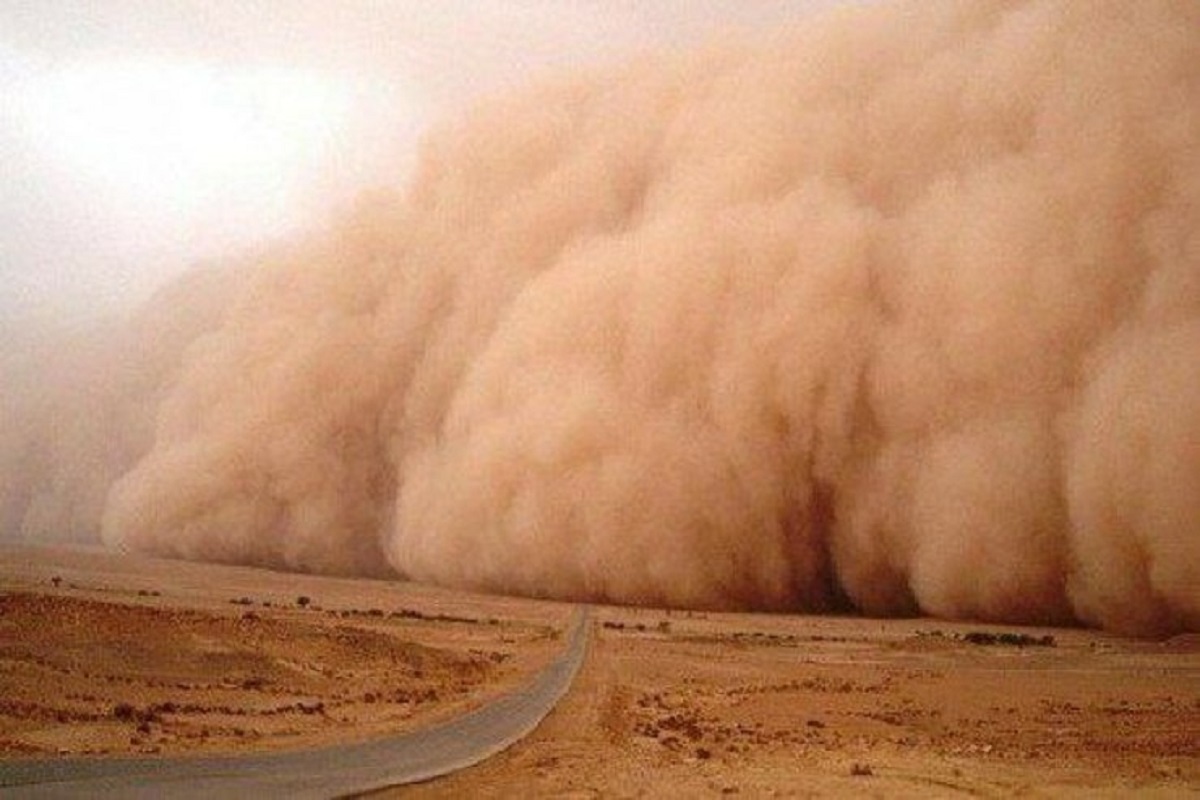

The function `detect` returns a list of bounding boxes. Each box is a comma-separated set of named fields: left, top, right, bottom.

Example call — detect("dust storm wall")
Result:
left=50, top=0, right=1200, bottom=635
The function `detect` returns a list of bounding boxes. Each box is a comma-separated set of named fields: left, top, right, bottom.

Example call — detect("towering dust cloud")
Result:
left=31, top=0, right=1200, bottom=635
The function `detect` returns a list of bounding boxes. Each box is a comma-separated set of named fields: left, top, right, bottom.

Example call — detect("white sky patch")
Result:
left=1, top=51, right=424, bottom=320
left=0, top=1, right=845, bottom=323
left=18, top=60, right=351, bottom=244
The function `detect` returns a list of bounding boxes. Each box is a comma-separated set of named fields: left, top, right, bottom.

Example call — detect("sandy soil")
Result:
left=0, top=545, right=570, bottom=758
left=387, top=608, right=1198, bottom=798
left=1, top=546, right=1196, bottom=797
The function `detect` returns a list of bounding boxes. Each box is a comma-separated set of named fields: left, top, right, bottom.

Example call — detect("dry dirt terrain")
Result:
left=386, top=605, right=1198, bottom=798
left=0, top=545, right=569, bottom=759
left=1, top=545, right=1197, bottom=798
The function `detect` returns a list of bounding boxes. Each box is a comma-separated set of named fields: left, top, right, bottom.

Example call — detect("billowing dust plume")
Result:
left=1, top=265, right=239, bottom=545
left=32, top=0, right=1200, bottom=635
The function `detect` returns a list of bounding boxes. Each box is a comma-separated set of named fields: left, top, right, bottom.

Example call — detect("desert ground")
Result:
left=1, top=545, right=1197, bottom=798
left=0, top=544, right=568, bottom=760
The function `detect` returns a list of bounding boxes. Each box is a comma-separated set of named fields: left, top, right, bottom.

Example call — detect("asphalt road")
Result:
left=0, top=606, right=590, bottom=799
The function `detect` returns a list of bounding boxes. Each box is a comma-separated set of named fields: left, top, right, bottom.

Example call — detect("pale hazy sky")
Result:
left=0, top=1, right=846, bottom=324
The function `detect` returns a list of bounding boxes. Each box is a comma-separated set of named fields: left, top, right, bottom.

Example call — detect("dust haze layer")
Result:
left=62, top=0, right=1200, bottom=635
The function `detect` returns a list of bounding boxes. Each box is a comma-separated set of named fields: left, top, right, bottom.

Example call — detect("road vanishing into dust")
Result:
left=0, top=607, right=590, bottom=799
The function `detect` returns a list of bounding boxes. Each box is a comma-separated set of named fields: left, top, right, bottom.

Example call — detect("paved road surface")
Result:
left=0, top=607, right=589, bottom=799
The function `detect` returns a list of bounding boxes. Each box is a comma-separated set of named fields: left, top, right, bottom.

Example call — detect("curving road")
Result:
left=0, top=607, right=590, bottom=799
